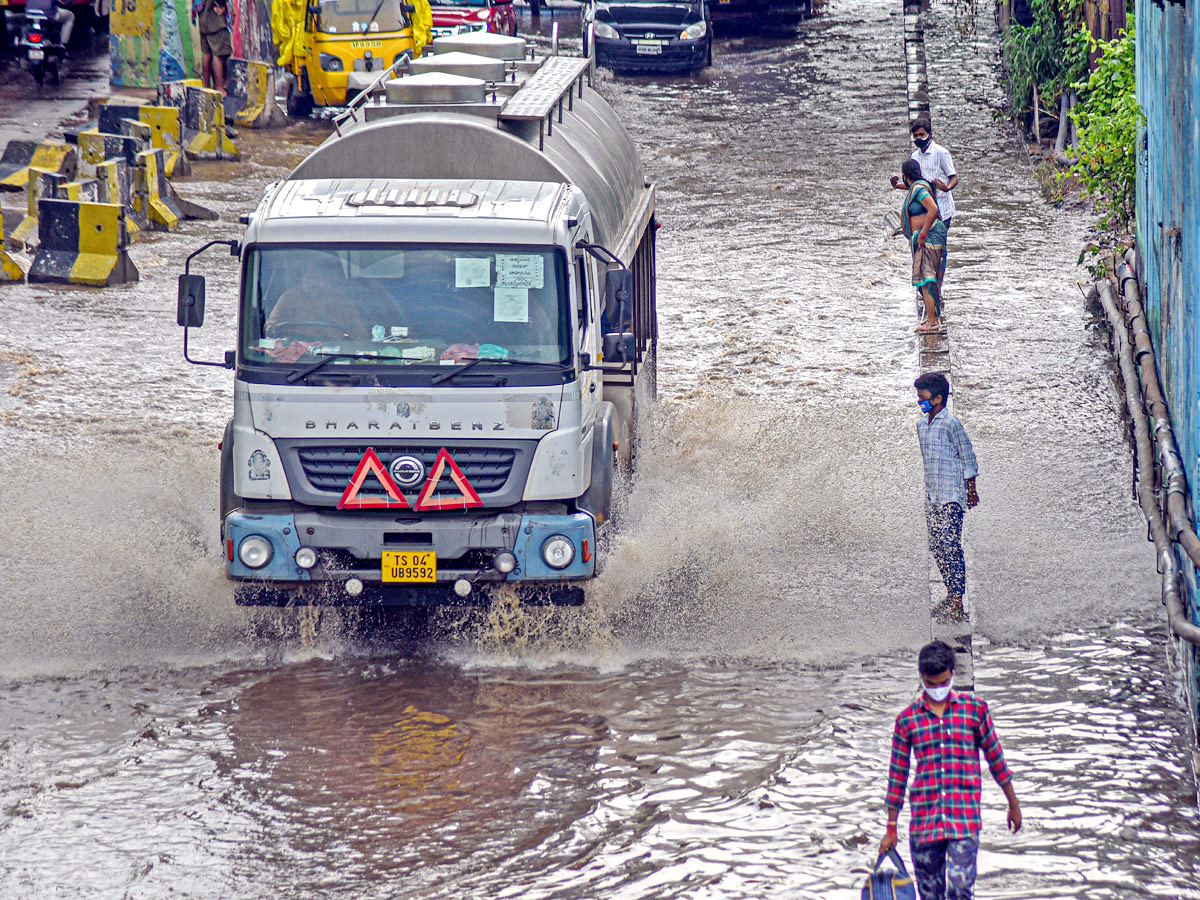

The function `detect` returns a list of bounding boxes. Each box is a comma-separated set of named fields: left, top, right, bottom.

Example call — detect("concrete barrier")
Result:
left=61, top=179, right=100, bottom=202
left=100, top=104, right=192, bottom=177
left=158, top=81, right=241, bottom=161
left=0, top=209, right=23, bottom=283
left=131, top=148, right=217, bottom=230
left=0, top=140, right=78, bottom=192
left=28, top=199, right=139, bottom=287
left=10, top=168, right=66, bottom=249
left=77, top=130, right=145, bottom=178
left=184, top=85, right=242, bottom=160
left=225, top=58, right=283, bottom=129
left=94, top=157, right=141, bottom=240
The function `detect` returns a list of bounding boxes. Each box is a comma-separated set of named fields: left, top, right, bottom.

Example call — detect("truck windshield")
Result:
left=316, top=0, right=408, bottom=34
left=241, top=245, right=571, bottom=377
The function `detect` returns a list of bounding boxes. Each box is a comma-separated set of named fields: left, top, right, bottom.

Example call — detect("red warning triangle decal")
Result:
left=413, top=448, right=484, bottom=511
left=337, top=447, right=411, bottom=510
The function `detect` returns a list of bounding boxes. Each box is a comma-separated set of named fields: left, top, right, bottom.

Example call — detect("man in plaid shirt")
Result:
left=880, top=641, right=1022, bottom=899
left=915, top=371, right=977, bottom=623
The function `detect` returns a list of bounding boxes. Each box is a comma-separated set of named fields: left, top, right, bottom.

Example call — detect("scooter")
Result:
left=19, top=10, right=65, bottom=85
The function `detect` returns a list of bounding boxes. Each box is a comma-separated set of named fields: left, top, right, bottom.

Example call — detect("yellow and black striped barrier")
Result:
left=226, top=59, right=282, bottom=129
left=77, top=130, right=143, bottom=178
left=159, top=81, right=241, bottom=161
left=10, top=168, right=65, bottom=248
left=28, top=199, right=139, bottom=287
left=0, top=209, right=23, bottom=283
left=0, top=139, right=77, bottom=191
left=131, top=148, right=217, bottom=230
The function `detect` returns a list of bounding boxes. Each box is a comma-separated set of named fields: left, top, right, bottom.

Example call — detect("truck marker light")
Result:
left=582, top=540, right=592, bottom=563
left=413, top=448, right=484, bottom=511
left=227, top=539, right=234, bottom=561
left=338, top=447, right=411, bottom=510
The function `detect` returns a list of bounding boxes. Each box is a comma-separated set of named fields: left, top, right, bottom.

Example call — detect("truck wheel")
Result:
left=286, top=80, right=313, bottom=118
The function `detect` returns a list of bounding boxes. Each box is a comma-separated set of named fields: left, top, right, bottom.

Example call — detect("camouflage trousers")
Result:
left=910, top=835, right=979, bottom=900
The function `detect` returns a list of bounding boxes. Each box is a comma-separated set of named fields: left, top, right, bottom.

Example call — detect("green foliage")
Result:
left=1002, top=0, right=1089, bottom=118
left=1066, top=22, right=1143, bottom=230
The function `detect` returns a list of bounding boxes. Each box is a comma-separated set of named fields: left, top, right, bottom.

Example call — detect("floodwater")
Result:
left=1, top=0, right=1198, bottom=897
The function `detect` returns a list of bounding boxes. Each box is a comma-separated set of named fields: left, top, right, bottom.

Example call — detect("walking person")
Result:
left=914, top=371, right=976, bottom=622
left=192, top=0, right=233, bottom=95
left=892, top=118, right=958, bottom=288
left=898, top=159, right=946, bottom=334
left=880, top=640, right=1022, bottom=900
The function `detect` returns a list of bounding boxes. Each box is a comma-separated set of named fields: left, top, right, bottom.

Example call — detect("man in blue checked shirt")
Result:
left=914, top=372, right=977, bottom=623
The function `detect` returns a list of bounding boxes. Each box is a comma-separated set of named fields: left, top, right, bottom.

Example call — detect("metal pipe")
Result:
left=1096, top=279, right=1200, bottom=647
left=1116, top=262, right=1200, bottom=569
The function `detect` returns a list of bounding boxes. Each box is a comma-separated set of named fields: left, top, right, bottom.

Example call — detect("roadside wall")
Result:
left=1135, top=0, right=1200, bottom=695
left=110, top=0, right=275, bottom=87
left=1135, top=2, right=1198, bottom=525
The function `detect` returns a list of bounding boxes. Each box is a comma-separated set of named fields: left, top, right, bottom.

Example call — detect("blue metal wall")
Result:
left=1135, top=0, right=1200, bottom=724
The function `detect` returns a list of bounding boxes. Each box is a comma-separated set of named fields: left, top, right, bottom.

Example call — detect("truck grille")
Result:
left=296, top=444, right=517, bottom=497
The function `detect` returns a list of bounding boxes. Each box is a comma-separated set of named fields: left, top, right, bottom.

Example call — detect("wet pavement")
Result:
left=1, top=0, right=1198, bottom=897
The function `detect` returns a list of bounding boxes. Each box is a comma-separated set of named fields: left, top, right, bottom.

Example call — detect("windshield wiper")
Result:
left=431, top=357, right=567, bottom=385
left=287, top=351, right=381, bottom=383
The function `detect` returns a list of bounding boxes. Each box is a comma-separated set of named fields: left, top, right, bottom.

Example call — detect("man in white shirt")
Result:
left=892, top=118, right=958, bottom=288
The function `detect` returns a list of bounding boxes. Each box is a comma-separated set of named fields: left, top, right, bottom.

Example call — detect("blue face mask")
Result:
left=918, top=399, right=933, bottom=413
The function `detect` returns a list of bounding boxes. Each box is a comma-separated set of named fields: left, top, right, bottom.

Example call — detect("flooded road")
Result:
left=1, top=0, right=1198, bottom=896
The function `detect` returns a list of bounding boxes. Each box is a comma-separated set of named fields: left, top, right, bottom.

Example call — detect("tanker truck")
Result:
left=177, top=31, right=657, bottom=608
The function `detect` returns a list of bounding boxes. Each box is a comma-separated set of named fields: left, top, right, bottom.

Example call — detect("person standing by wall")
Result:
left=914, top=371, right=976, bottom=623
left=192, top=0, right=233, bottom=95
left=892, top=118, right=958, bottom=289
left=880, top=640, right=1022, bottom=900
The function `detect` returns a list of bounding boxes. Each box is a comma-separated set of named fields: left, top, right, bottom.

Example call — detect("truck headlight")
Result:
left=239, top=535, right=273, bottom=569
left=319, top=52, right=344, bottom=72
left=541, top=535, right=575, bottom=569
left=592, top=21, right=618, bottom=40
left=681, top=21, right=707, bottom=39
left=295, top=547, right=318, bottom=569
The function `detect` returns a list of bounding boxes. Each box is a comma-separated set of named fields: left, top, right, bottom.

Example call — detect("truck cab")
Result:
left=180, top=35, right=657, bottom=608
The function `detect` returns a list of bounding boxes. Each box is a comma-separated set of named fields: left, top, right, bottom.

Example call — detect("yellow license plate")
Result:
left=382, top=550, right=437, bottom=583
left=349, top=39, right=383, bottom=49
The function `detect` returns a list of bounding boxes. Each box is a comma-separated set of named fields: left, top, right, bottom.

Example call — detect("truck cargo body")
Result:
left=185, top=41, right=657, bottom=607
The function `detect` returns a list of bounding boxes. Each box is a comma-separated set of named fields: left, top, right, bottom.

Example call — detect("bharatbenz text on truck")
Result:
left=178, top=32, right=657, bottom=607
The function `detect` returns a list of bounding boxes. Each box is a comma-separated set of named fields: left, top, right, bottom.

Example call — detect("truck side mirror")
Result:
left=602, top=265, right=632, bottom=330
left=602, top=331, right=636, bottom=363
left=177, top=273, right=206, bottom=328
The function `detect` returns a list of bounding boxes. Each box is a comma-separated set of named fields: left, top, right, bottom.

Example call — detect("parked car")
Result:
left=583, top=0, right=712, bottom=75
left=430, top=0, right=517, bottom=38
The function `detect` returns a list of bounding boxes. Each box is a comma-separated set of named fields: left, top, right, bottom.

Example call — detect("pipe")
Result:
left=1116, top=262, right=1200, bottom=569
left=1096, top=278, right=1200, bottom=647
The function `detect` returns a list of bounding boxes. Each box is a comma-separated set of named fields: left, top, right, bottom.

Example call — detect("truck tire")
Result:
left=286, top=78, right=314, bottom=118
left=577, top=402, right=616, bottom=524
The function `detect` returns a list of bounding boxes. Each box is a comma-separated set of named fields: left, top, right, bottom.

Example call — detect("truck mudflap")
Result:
left=225, top=509, right=595, bottom=607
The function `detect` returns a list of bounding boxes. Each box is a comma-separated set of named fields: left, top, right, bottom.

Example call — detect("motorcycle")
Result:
left=19, top=10, right=65, bottom=85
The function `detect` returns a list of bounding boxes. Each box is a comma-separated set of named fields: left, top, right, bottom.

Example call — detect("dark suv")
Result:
left=583, top=0, right=712, bottom=75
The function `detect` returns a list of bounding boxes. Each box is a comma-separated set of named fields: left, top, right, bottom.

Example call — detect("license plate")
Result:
left=382, top=550, right=437, bottom=583
left=349, top=39, right=383, bottom=49
left=28, top=49, right=43, bottom=60
left=634, top=42, right=662, bottom=54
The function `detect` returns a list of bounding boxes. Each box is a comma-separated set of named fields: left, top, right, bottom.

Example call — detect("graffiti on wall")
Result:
left=110, top=0, right=274, bottom=87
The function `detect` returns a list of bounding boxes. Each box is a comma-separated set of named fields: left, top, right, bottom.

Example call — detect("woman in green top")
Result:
left=900, top=159, right=946, bottom=334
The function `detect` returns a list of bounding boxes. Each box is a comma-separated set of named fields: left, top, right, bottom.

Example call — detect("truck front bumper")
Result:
left=225, top=509, right=595, bottom=606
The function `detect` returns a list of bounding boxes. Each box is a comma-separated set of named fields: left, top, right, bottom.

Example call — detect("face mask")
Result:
left=924, top=678, right=953, bottom=702
left=918, top=399, right=933, bottom=413
left=914, top=136, right=931, bottom=151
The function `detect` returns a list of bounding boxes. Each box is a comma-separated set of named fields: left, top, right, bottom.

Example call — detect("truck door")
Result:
left=573, top=227, right=601, bottom=428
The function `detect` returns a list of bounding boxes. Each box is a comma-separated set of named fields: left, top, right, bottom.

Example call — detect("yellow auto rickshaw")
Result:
left=273, top=0, right=432, bottom=114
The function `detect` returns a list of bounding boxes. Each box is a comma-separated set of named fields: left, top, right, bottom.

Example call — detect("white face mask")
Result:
left=924, top=678, right=953, bottom=702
